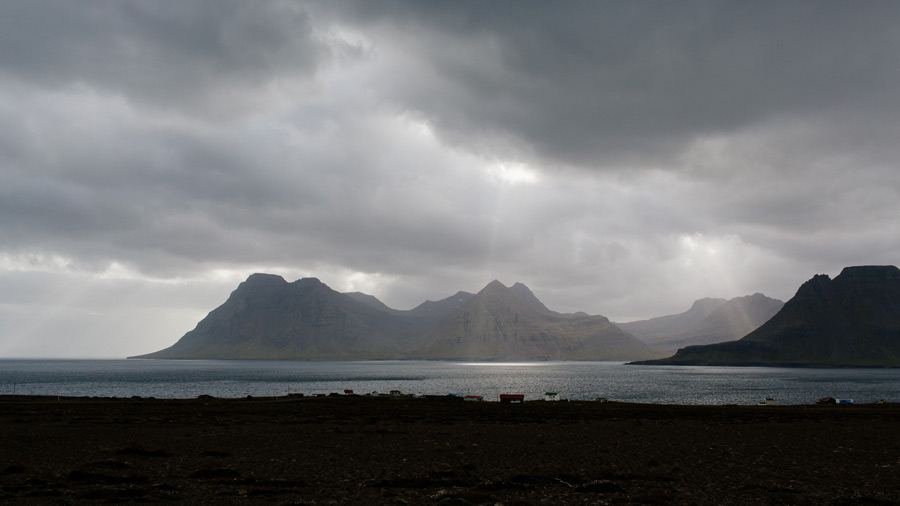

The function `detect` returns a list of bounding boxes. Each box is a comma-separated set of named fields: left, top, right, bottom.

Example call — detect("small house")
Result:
left=390, top=389, right=402, bottom=397
left=544, top=392, right=560, bottom=402
left=499, top=394, right=525, bottom=404
left=343, top=389, right=354, bottom=395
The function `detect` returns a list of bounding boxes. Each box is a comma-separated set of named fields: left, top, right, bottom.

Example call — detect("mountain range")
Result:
left=635, top=265, right=900, bottom=367
left=132, top=275, right=665, bottom=361
left=616, top=294, right=784, bottom=354
left=134, top=265, right=900, bottom=366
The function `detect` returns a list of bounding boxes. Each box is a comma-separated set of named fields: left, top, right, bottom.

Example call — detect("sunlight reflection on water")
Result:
left=2, top=359, right=900, bottom=405
left=461, top=362, right=551, bottom=367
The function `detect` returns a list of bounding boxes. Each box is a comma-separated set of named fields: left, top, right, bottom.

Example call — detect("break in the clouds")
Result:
left=1, top=1, right=899, bottom=357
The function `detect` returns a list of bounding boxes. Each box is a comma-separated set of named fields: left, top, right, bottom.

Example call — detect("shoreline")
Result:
left=0, top=392, right=889, bottom=405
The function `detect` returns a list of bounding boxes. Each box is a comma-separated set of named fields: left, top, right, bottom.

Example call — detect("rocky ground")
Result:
left=2, top=395, right=900, bottom=505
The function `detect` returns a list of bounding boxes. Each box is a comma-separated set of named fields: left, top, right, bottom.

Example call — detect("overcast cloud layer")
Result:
left=2, top=1, right=899, bottom=357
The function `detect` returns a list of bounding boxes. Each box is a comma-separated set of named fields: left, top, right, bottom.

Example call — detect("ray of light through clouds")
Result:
left=1, top=1, right=899, bottom=357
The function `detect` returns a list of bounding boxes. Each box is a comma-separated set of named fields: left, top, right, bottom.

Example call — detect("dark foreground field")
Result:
left=2, top=395, right=900, bottom=505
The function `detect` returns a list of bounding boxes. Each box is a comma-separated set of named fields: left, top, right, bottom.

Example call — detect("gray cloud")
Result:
left=326, top=1, right=900, bottom=170
left=1, top=1, right=899, bottom=356
left=0, top=0, right=328, bottom=118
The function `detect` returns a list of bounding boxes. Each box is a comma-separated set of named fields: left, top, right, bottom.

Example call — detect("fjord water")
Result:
left=2, top=359, right=899, bottom=405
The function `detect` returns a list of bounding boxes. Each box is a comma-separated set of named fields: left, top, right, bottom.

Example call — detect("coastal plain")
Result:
left=2, top=395, right=900, bottom=505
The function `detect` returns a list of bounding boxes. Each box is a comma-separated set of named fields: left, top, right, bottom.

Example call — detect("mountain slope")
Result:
left=416, top=280, right=665, bottom=361
left=617, top=294, right=784, bottom=353
left=132, top=274, right=417, bottom=359
left=635, top=266, right=900, bottom=367
left=407, top=291, right=475, bottom=324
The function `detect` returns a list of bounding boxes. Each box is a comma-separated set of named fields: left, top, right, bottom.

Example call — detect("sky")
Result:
left=2, top=1, right=900, bottom=358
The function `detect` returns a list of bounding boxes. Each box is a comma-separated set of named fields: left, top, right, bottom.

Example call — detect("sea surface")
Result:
left=1, top=359, right=899, bottom=405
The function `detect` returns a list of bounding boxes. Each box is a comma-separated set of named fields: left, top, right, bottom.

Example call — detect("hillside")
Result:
left=416, top=280, right=665, bottom=361
left=634, top=266, right=900, bottom=367
left=617, top=294, right=783, bottom=353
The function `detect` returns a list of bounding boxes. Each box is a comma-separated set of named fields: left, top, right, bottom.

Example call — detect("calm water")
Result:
left=1, top=359, right=899, bottom=405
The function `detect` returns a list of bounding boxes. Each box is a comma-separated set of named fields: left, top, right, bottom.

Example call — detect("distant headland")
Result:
left=633, top=265, right=900, bottom=367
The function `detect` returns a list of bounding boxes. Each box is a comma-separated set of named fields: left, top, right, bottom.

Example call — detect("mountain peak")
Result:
left=792, top=273, right=832, bottom=301
left=239, top=273, right=288, bottom=292
left=509, top=282, right=552, bottom=313
left=473, top=280, right=554, bottom=313
left=485, top=279, right=506, bottom=289
left=478, top=279, right=508, bottom=296
left=836, top=265, right=900, bottom=283
left=244, top=273, right=287, bottom=285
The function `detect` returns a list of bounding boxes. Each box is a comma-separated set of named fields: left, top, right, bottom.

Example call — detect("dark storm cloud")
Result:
left=0, top=0, right=327, bottom=117
left=325, top=0, right=900, bottom=169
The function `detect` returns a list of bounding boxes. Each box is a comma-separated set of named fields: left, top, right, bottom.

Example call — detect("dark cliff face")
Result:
left=637, top=265, right=900, bottom=367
